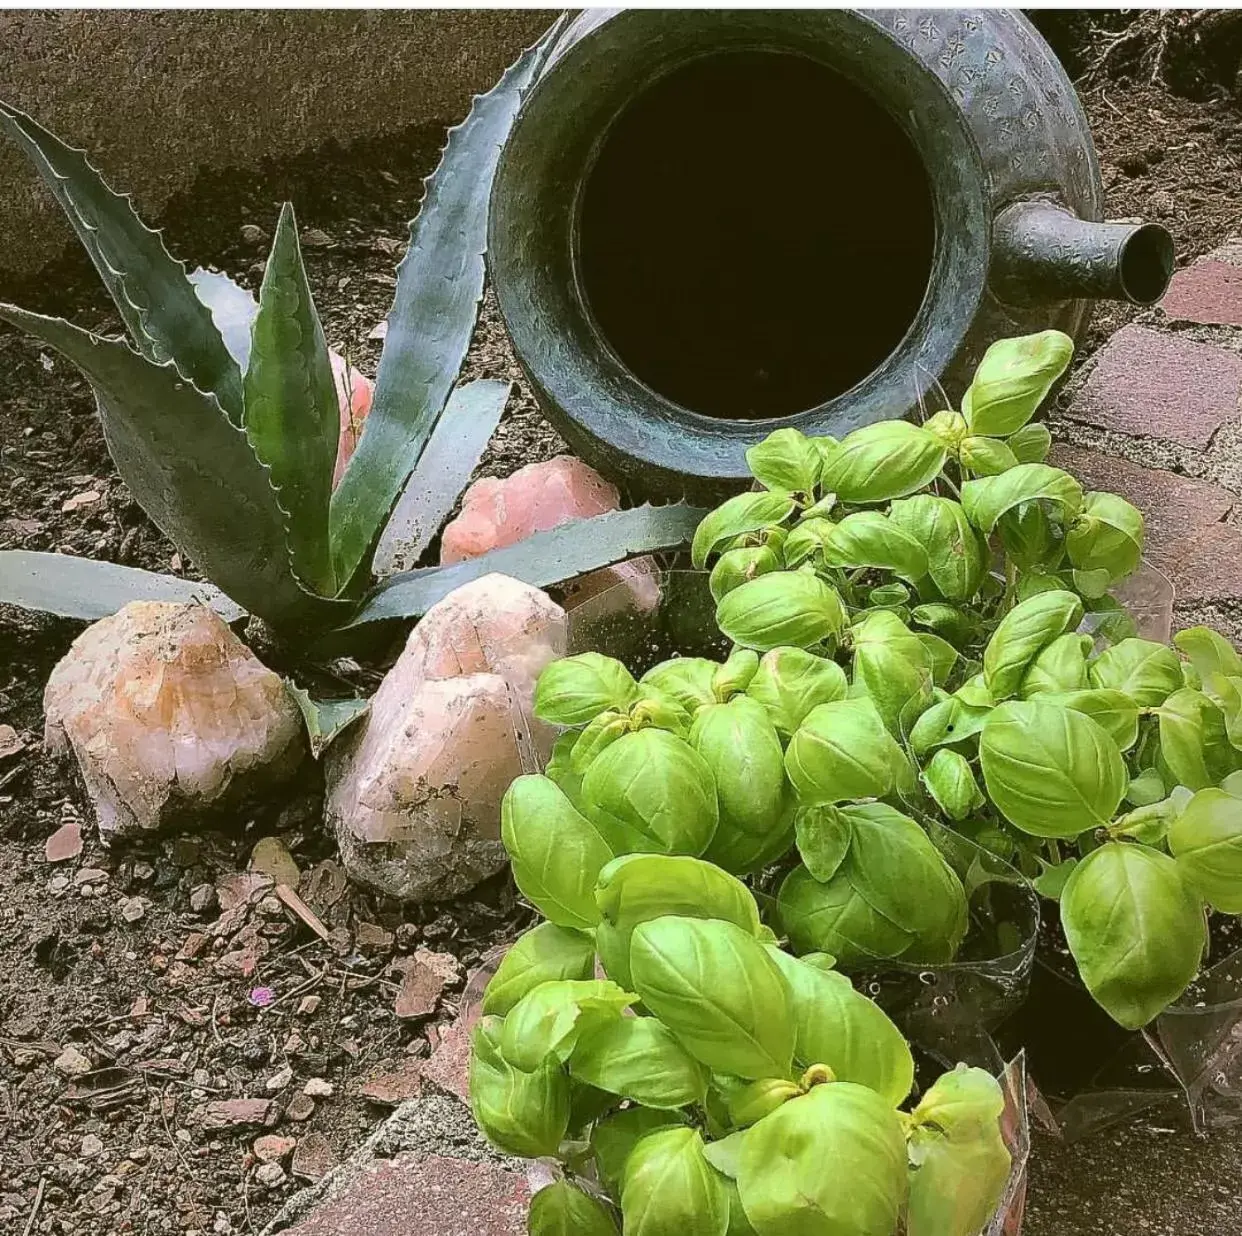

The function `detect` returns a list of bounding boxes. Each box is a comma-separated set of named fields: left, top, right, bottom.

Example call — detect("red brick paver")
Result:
left=1161, top=260, right=1242, bottom=327
left=284, top=1153, right=530, bottom=1236
left=1063, top=324, right=1242, bottom=449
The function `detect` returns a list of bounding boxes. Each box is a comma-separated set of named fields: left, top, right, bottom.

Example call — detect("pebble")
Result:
left=120, top=896, right=146, bottom=923
left=300, top=227, right=334, bottom=248
left=240, top=223, right=269, bottom=246
left=54, top=1045, right=94, bottom=1076
left=132, top=861, right=155, bottom=882
left=296, top=995, right=321, bottom=1017
left=75, top=867, right=109, bottom=886
left=80, top=1133, right=104, bottom=1158
left=266, top=1065, right=294, bottom=1092
left=302, top=1077, right=333, bottom=1098
left=255, top=1162, right=287, bottom=1188
left=291, top=1132, right=338, bottom=1182
left=189, top=882, right=216, bottom=913
left=253, top=1134, right=296, bottom=1164
left=49, top=875, right=70, bottom=894
left=285, top=1093, right=315, bottom=1122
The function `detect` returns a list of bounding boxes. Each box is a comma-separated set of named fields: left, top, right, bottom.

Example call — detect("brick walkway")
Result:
left=1052, top=233, right=1242, bottom=642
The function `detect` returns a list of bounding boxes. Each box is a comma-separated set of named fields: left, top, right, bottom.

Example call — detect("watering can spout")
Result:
left=991, top=200, right=1175, bottom=307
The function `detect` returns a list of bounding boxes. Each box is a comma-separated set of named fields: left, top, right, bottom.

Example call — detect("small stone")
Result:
left=257, top=895, right=285, bottom=919
left=45, top=820, right=83, bottom=863
left=0, top=723, right=24, bottom=759
left=358, top=1060, right=422, bottom=1106
left=302, top=1077, right=333, bottom=1098
left=119, top=896, right=146, bottom=923
left=177, top=932, right=208, bottom=960
left=189, top=883, right=216, bottom=913
left=355, top=921, right=394, bottom=951
left=43, top=603, right=304, bottom=840
left=61, top=489, right=101, bottom=512
left=285, top=1093, right=315, bottom=1122
left=296, top=995, right=321, bottom=1017
left=266, top=1065, right=294, bottom=1092
left=75, top=867, right=109, bottom=886
left=202, top=1098, right=274, bottom=1130
left=249, top=836, right=301, bottom=887
left=253, top=1134, right=296, bottom=1164
left=393, top=955, right=446, bottom=1020
left=49, top=876, right=69, bottom=893
left=131, top=861, right=155, bottom=882
left=420, top=1019, right=471, bottom=1101
left=300, top=227, right=334, bottom=248
left=240, top=224, right=268, bottom=247
left=290, top=1132, right=338, bottom=1182
left=80, top=1133, right=104, bottom=1158
left=128, top=1147, right=150, bottom=1163
left=54, top=1045, right=93, bottom=1076
left=283, top=1031, right=304, bottom=1055
left=256, top=1161, right=287, bottom=1188
left=216, top=871, right=273, bottom=912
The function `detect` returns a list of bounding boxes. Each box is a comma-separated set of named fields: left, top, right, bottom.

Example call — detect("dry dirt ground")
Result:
left=2, top=17, right=1242, bottom=1236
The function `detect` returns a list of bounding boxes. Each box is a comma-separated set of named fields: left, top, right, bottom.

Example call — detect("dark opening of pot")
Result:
left=577, top=50, right=936, bottom=422
left=1118, top=223, right=1176, bottom=305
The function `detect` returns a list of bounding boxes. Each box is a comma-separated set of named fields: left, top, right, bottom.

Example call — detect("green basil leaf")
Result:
left=1157, top=688, right=1238, bottom=791
left=535, top=653, right=640, bottom=726
left=1039, top=687, right=1140, bottom=752
left=629, top=916, right=795, bottom=1079
left=784, top=697, right=910, bottom=804
left=1061, top=842, right=1205, bottom=1029
left=766, top=948, right=915, bottom=1106
left=593, top=1108, right=686, bottom=1200
left=999, top=504, right=1064, bottom=574
left=1020, top=632, right=1091, bottom=697
left=468, top=1016, right=570, bottom=1157
left=710, top=545, right=782, bottom=603
left=500, top=979, right=637, bottom=1072
left=794, top=804, right=853, bottom=883
left=692, top=697, right=792, bottom=875
left=850, top=610, right=936, bottom=735
left=1006, top=422, right=1053, bottom=464
left=594, top=853, right=762, bottom=989
left=821, top=511, right=929, bottom=581
left=712, top=648, right=762, bottom=701
left=959, top=434, right=1019, bottom=476
left=910, top=602, right=976, bottom=646
left=502, top=775, right=614, bottom=929
left=716, top=571, right=846, bottom=652
left=745, top=647, right=848, bottom=740
left=1088, top=637, right=1184, bottom=707
left=721, top=1077, right=804, bottom=1130
left=735, top=1083, right=907, bottom=1235
left=581, top=729, right=718, bottom=855
left=818, top=420, right=948, bottom=504
left=1032, top=856, right=1078, bottom=900
left=746, top=427, right=821, bottom=494
left=570, top=1015, right=710, bottom=1109
left=888, top=495, right=987, bottom=601
left=980, top=699, right=1126, bottom=837
left=482, top=922, right=596, bottom=1017
left=923, top=408, right=969, bottom=453
left=1174, top=626, right=1242, bottom=681
left=983, top=589, right=1084, bottom=700
left=1125, top=766, right=1167, bottom=808
left=1113, top=796, right=1180, bottom=846
left=621, top=1127, right=731, bottom=1236
left=781, top=518, right=836, bottom=569
left=961, top=463, right=1083, bottom=533
left=1167, top=786, right=1242, bottom=912
left=922, top=748, right=985, bottom=821
left=641, top=657, right=720, bottom=713
left=778, top=863, right=916, bottom=965
left=692, top=492, right=797, bottom=570
left=529, top=1181, right=620, bottom=1236
left=1066, top=491, right=1144, bottom=581
left=908, top=695, right=991, bottom=756
left=963, top=329, right=1074, bottom=436
left=907, top=1066, right=1011, bottom=1236
left=545, top=729, right=585, bottom=806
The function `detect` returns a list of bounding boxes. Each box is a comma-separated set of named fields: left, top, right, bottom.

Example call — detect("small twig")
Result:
left=275, top=883, right=330, bottom=941
left=158, top=1085, right=194, bottom=1175
left=21, top=1177, right=45, bottom=1236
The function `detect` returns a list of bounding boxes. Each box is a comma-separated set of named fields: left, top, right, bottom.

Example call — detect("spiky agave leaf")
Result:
left=287, top=683, right=370, bottom=758
left=346, top=502, right=706, bottom=627
left=0, top=304, right=342, bottom=631
left=243, top=204, right=340, bottom=596
left=0, top=550, right=245, bottom=623
left=371, top=379, right=512, bottom=575
left=0, top=98, right=243, bottom=421
left=328, top=15, right=568, bottom=589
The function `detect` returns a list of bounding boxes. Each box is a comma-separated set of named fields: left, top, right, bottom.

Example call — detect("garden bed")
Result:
left=3, top=30, right=1242, bottom=1236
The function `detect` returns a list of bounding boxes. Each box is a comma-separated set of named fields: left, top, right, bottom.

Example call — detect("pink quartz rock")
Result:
left=326, top=575, right=567, bottom=901
left=330, top=352, right=374, bottom=487
left=44, top=603, right=304, bottom=841
left=440, top=456, right=661, bottom=615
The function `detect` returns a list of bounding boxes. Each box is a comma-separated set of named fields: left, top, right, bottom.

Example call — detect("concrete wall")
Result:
left=0, top=9, right=554, bottom=275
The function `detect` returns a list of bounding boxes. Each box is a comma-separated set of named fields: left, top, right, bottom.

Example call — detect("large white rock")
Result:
left=326, top=574, right=566, bottom=901
left=44, top=602, right=304, bottom=840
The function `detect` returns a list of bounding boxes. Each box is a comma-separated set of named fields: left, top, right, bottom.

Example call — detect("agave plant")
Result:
left=0, top=20, right=701, bottom=640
